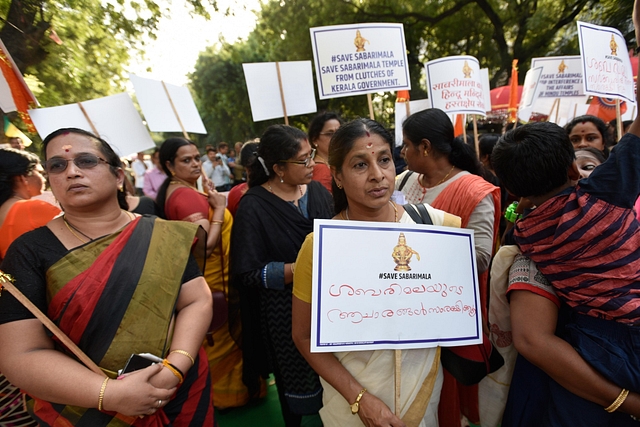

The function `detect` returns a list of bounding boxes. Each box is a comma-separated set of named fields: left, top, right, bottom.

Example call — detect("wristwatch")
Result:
left=504, top=202, right=523, bottom=223
left=350, top=388, right=367, bottom=415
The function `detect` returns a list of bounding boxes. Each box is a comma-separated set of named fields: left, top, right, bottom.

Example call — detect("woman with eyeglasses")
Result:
left=230, top=124, right=333, bottom=426
left=308, top=111, right=344, bottom=192
left=0, top=128, right=215, bottom=426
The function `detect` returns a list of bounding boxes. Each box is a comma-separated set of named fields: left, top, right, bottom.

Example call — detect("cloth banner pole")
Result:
left=77, top=102, right=100, bottom=137
left=554, top=99, right=561, bottom=123
left=275, top=62, right=289, bottom=126
left=162, top=81, right=189, bottom=139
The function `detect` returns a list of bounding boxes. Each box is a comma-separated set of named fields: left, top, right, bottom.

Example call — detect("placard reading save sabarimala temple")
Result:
left=310, top=220, right=482, bottom=353
left=309, top=23, right=410, bottom=99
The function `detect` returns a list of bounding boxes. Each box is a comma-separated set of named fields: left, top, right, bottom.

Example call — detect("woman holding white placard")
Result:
left=292, top=118, right=461, bottom=427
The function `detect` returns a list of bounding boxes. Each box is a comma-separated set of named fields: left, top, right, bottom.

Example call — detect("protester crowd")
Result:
left=1, top=5, right=640, bottom=427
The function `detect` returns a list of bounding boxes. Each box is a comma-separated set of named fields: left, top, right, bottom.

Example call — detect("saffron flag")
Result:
left=586, top=96, right=627, bottom=123
left=454, top=114, right=465, bottom=137
left=396, top=90, right=410, bottom=103
left=508, top=60, right=519, bottom=123
left=0, top=39, right=38, bottom=132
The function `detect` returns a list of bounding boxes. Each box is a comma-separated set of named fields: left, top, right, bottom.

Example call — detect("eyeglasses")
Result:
left=44, top=154, right=110, bottom=174
left=319, top=131, right=336, bottom=137
left=279, top=148, right=316, bottom=168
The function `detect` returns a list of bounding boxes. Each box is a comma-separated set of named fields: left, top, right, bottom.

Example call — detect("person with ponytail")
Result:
left=229, top=124, right=332, bottom=426
left=398, top=108, right=501, bottom=426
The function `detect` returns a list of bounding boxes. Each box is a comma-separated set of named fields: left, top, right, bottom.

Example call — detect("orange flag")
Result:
left=454, top=114, right=465, bottom=137
left=586, top=96, right=627, bottom=123
left=396, top=90, right=410, bottom=103
left=508, top=60, right=519, bottom=123
left=0, top=40, right=38, bottom=132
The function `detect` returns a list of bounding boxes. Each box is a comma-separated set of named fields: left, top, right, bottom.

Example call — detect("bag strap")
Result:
left=397, top=171, right=415, bottom=192
left=403, top=203, right=433, bottom=225
left=415, top=203, right=433, bottom=225
left=0, top=271, right=105, bottom=376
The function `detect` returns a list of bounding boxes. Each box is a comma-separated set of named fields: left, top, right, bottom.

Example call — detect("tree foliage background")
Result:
left=0, top=0, right=634, bottom=147
left=191, top=0, right=634, bottom=144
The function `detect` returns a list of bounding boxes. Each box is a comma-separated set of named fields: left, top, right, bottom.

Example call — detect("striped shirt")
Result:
left=514, top=133, right=640, bottom=325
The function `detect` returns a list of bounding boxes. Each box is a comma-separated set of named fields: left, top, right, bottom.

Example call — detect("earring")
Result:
left=423, top=150, right=429, bottom=157
left=280, top=175, right=284, bottom=183
left=336, top=183, right=342, bottom=189
left=170, top=171, right=176, bottom=176
left=118, top=185, right=123, bottom=191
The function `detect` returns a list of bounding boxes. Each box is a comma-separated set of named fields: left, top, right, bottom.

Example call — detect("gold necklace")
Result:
left=345, top=201, right=398, bottom=222
left=170, top=178, right=208, bottom=196
left=63, top=215, right=92, bottom=243
left=435, top=165, right=456, bottom=186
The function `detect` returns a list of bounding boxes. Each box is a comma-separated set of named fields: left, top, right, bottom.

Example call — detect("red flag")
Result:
left=396, top=90, right=410, bottom=103
left=508, top=60, right=519, bottom=123
left=586, top=96, right=627, bottom=123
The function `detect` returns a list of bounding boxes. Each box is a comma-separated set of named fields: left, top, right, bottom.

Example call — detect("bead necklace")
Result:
left=345, top=201, right=398, bottom=222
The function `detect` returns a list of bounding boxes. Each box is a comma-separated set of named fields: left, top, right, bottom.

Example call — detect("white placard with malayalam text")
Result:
left=310, top=219, right=481, bottom=353
left=425, top=56, right=487, bottom=116
left=310, top=23, right=410, bottom=99
left=577, top=21, right=635, bottom=104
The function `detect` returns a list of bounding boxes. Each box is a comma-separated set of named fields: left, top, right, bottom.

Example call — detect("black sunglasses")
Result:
left=279, top=148, right=317, bottom=168
left=44, top=154, right=110, bottom=174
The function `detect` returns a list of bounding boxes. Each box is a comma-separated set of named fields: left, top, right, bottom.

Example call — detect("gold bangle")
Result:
left=211, top=220, right=224, bottom=225
left=605, top=388, right=629, bottom=413
left=162, top=359, right=184, bottom=384
left=170, top=349, right=195, bottom=366
left=98, top=377, right=109, bottom=411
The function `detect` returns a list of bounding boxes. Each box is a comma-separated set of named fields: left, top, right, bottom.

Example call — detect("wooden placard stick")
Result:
left=405, top=100, right=411, bottom=118
left=395, top=349, right=401, bottom=416
left=77, top=102, right=100, bottom=137
left=547, top=98, right=559, bottom=121
left=554, top=98, right=561, bottom=123
left=162, top=81, right=189, bottom=139
left=0, top=272, right=105, bottom=376
left=573, top=103, right=578, bottom=120
left=367, top=93, right=375, bottom=120
left=462, top=115, right=467, bottom=144
left=275, top=62, right=289, bottom=126
left=472, top=115, right=480, bottom=159
left=616, top=99, right=622, bottom=142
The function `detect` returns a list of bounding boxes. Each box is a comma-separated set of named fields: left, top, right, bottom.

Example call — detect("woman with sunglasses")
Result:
left=156, top=137, right=251, bottom=410
left=0, top=128, right=214, bottom=426
left=308, top=111, right=344, bottom=192
left=230, top=124, right=333, bottom=426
